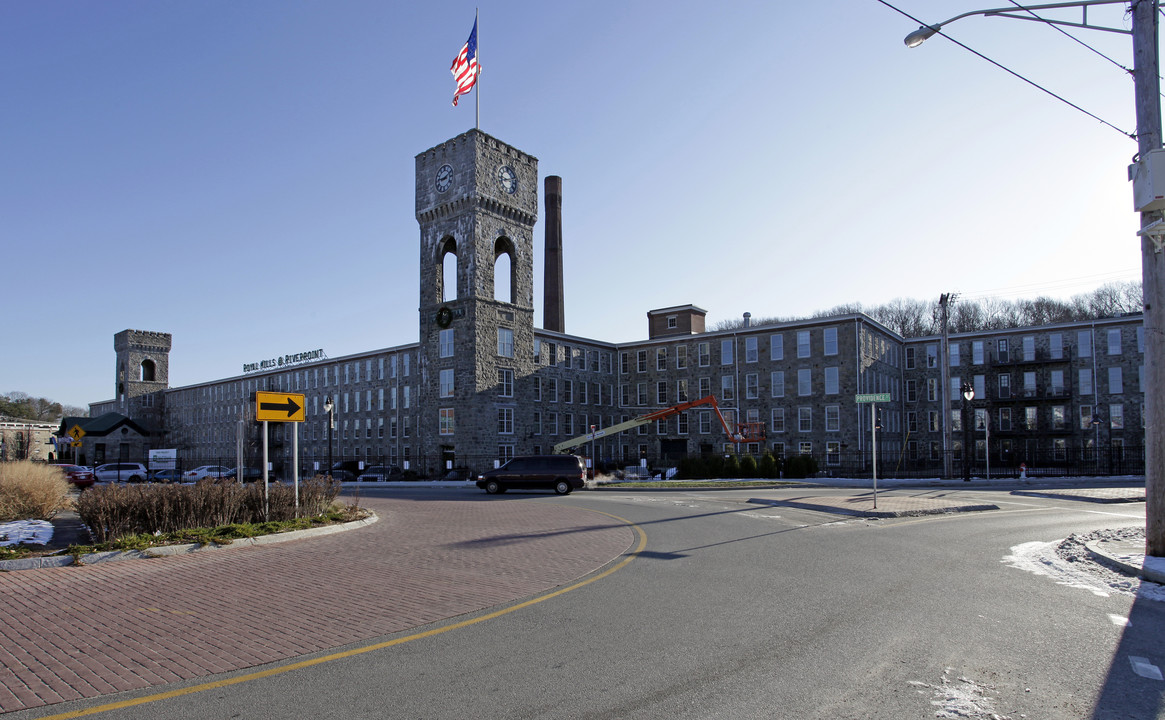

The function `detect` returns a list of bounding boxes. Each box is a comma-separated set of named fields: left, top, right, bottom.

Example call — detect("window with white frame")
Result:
left=657, top=381, right=668, bottom=404
left=798, top=407, right=811, bottom=433
left=439, top=329, right=454, bottom=358
left=677, top=378, right=689, bottom=402
left=1049, top=333, right=1063, bottom=359
left=721, top=375, right=735, bottom=401
left=698, top=342, right=710, bottom=366
left=439, top=408, right=454, bottom=436
left=745, top=336, right=758, bottom=363
left=656, top=347, right=667, bottom=370
left=797, top=331, right=810, bottom=358
left=440, top=369, right=454, bottom=398
left=497, top=328, right=514, bottom=357
left=498, top=368, right=514, bottom=397
left=824, top=366, right=839, bottom=395
left=798, top=368, right=811, bottom=396
left=637, top=350, right=647, bottom=372
left=745, top=373, right=758, bottom=399
left=1078, top=330, right=1092, bottom=357
left=825, top=405, right=840, bottom=432
left=771, top=408, right=785, bottom=433
left=676, top=345, right=687, bottom=369
left=721, top=339, right=733, bottom=365
left=637, top=383, right=647, bottom=405
left=1079, top=368, right=1093, bottom=395
left=972, top=341, right=984, bottom=365
left=826, top=441, right=840, bottom=466
left=1109, top=367, right=1123, bottom=394
left=1110, top=403, right=1125, bottom=429
left=771, top=371, right=785, bottom=398
left=905, top=347, right=916, bottom=369
left=824, top=328, right=838, bottom=356
left=1108, top=329, right=1121, bottom=355
left=949, top=342, right=960, bottom=366
left=1023, top=336, right=1035, bottom=362
left=498, top=408, right=514, bottom=435
left=770, top=334, right=784, bottom=360
left=926, top=344, right=938, bottom=368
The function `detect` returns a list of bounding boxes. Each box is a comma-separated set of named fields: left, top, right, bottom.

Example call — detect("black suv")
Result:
left=476, top=455, right=587, bottom=495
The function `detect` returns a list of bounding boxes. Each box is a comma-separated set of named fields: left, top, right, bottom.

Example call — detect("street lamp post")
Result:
left=962, top=383, right=975, bottom=482
left=902, top=0, right=1164, bottom=557
left=324, top=396, right=335, bottom=478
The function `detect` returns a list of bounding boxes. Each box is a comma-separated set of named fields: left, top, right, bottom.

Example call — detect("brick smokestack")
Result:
left=543, top=175, right=565, bottom=333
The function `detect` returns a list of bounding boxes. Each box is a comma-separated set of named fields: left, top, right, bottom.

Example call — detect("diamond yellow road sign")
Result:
left=67, top=425, right=86, bottom=441
left=255, top=391, right=306, bottom=422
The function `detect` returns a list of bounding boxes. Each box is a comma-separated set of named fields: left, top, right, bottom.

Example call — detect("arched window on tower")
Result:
left=439, top=237, right=459, bottom=303
left=494, top=236, right=515, bottom=304
left=140, top=359, right=156, bottom=382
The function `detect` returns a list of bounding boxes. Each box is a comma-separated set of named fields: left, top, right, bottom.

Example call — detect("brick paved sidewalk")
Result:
left=0, top=497, right=634, bottom=715
left=1011, top=487, right=1146, bottom=503
left=748, top=490, right=999, bottom=518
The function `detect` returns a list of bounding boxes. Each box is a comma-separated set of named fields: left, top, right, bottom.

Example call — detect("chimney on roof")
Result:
left=543, top=175, right=565, bottom=333
left=743, top=312, right=752, bottom=328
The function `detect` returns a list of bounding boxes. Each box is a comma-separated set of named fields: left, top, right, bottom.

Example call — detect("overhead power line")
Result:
left=875, top=0, right=1136, bottom=139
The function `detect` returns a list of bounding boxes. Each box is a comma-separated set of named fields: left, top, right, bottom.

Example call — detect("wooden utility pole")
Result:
left=1132, top=0, right=1164, bottom=557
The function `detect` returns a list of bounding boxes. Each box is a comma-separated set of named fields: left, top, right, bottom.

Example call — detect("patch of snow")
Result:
left=1003, top=528, right=1165, bottom=602
left=916, top=668, right=1010, bottom=720
left=0, top=520, right=54, bottom=547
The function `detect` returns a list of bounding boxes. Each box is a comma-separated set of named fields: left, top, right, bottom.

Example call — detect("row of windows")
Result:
left=618, top=329, right=842, bottom=374
left=903, top=403, right=1141, bottom=433
left=904, top=328, right=1144, bottom=369
left=906, top=367, right=1144, bottom=402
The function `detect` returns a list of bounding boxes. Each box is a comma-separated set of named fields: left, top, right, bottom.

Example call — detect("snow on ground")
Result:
left=0, top=520, right=54, bottom=547
left=1003, top=528, right=1165, bottom=603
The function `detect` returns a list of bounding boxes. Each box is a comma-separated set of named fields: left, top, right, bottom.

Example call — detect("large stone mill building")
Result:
left=74, top=130, right=1146, bottom=479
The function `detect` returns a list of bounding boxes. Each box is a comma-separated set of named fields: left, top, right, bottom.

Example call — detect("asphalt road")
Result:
left=10, top=486, right=1160, bottom=720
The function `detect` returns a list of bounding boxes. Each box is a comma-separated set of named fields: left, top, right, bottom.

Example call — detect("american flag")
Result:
left=450, top=19, right=478, bottom=107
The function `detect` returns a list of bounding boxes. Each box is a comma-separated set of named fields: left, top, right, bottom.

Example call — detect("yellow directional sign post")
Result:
left=255, top=392, right=306, bottom=422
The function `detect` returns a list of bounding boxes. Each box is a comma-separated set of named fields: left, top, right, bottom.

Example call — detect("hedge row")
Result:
left=76, top=476, right=342, bottom=544
left=675, top=453, right=818, bottom=480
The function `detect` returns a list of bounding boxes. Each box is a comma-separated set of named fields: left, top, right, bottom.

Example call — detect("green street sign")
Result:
left=854, top=393, right=892, bottom=403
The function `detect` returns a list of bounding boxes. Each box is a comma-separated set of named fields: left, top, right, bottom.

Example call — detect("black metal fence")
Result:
left=85, top=443, right=1147, bottom=482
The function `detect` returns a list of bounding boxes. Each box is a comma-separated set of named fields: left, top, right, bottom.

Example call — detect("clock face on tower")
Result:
left=435, top=164, right=454, bottom=193
left=497, top=165, right=517, bottom=194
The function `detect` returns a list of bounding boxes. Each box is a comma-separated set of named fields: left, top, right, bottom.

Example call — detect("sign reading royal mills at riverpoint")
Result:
left=243, top=348, right=327, bottom=374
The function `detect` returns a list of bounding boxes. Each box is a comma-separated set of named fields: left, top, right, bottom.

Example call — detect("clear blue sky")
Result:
left=3, top=1, right=1145, bottom=409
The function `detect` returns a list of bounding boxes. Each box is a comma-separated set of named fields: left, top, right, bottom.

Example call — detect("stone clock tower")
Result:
left=414, top=130, right=538, bottom=467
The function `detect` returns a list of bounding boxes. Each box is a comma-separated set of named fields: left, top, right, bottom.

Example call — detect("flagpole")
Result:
left=474, top=7, right=480, bottom=131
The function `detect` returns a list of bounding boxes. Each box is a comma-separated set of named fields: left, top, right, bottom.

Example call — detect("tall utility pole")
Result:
left=1132, top=0, right=1164, bottom=557
left=938, top=293, right=956, bottom=479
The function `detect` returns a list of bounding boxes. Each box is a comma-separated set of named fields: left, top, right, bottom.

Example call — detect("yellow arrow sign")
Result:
left=67, top=425, right=86, bottom=441
left=255, top=391, right=306, bottom=422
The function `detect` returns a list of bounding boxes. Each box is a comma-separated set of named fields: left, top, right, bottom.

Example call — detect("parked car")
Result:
left=223, top=467, right=263, bottom=482
left=328, top=469, right=358, bottom=482
left=149, top=468, right=185, bottom=482
left=183, top=465, right=232, bottom=481
left=93, top=462, right=149, bottom=483
left=52, top=463, right=97, bottom=489
left=476, top=455, right=587, bottom=495
left=358, top=465, right=403, bottom=482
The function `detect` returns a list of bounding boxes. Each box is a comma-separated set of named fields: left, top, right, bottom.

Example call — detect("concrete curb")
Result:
left=1084, top=539, right=1165, bottom=585
left=1012, top=489, right=1145, bottom=504
left=746, top=497, right=999, bottom=519
left=0, top=512, right=379, bottom=572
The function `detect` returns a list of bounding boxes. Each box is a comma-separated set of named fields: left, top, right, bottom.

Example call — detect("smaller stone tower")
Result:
left=114, top=329, right=171, bottom=429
